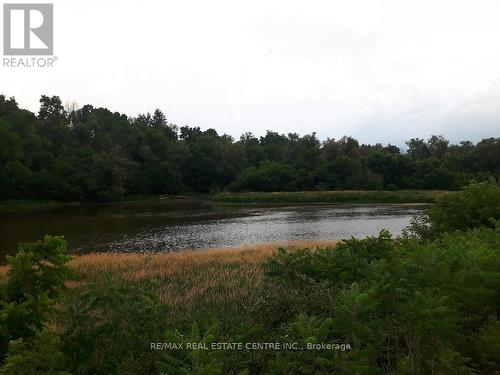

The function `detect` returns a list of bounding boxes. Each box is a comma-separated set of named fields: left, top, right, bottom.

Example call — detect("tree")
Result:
left=38, top=95, right=66, bottom=127
left=427, top=135, right=449, bottom=158
left=0, top=93, right=499, bottom=201
left=152, top=109, right=167, bottom=128
left=406, top=138, right=429, bottom=160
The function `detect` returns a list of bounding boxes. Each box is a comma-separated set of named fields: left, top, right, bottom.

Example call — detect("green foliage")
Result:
left=61, top=281, right=166, bottom=375
left=159, top=323, right=224, bottom=375
left=262, top=223, right=500, bottom=374
left=4, top=235, right=71, bottom=301
left=473, top=318, right=500, bottom=373
left=266, top=314, right=375, bottom=375
left=265, top=231, right=396, bottom=288
left=228, top=161, right=307, bottom=192
left=1, top=94, right=499, bottom=201
left=252, top=276, right=335, bottom=328
left=406, top=180, right=500, bottom=239
left=427, top=180, right=500, bottom=233
left=0, top=330, right=70, bottom=375
left=0, top=235, right=71, bottom=362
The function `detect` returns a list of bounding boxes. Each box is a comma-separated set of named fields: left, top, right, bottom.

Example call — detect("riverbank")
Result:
left=213, top=190, right=445, bottom=204
left=0, top=190, right=446, bottom=211
left=0, top=240, right=340, bottom=307
left=0, top=195, right=208, bottom=214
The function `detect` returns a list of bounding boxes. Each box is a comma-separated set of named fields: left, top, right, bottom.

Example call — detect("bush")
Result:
left=0, top=330, right=69, bottom=375
left=406, top=180, right=500, bottom=239
left=0, top=235, right=71, bottom=362
left=427, top=181, right=500, bottom=232
left=159, top=323, right=224, bottom=375
left=265, top=231, right=395, bottom=288
left=61, top=281, right=167, bottom=375
left=262, top=224, right=500, bottom=374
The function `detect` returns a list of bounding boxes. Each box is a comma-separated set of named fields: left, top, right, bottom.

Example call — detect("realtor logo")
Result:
left=3, top=3, right=53, bottom=55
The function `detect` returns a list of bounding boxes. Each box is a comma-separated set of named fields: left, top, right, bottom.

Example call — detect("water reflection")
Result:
left=0, top=203, right=423, bottom=260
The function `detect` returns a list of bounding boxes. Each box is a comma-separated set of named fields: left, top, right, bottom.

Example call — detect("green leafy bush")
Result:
left=407, top=180, right=500, bottom=239
left=265, top=230, right=395, bottom=288
left=0, top=235, right=71, bottom=362
left=159, top=323, right=224, bottom=375
left=428, top=180, right=500, bottom=231
left=262, top=224, right=500, bottom=374
left=61, top=281, right=167, bottom=375
left=0, top=330, right=69, bottom=375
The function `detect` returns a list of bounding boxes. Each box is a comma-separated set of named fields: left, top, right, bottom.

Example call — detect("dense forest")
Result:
left=0, top=94, right=499, bottom=201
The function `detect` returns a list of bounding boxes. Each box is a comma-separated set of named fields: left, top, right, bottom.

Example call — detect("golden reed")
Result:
left=0, top=240, right=339, bottom=310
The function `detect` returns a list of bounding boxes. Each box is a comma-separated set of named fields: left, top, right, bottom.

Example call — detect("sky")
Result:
left=1, top=0, right=500, bottom=146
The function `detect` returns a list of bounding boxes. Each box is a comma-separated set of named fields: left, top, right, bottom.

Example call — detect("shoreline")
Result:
left=0, top=240, right=340, bottom=284
left=213, top=190, right=445, bottom=204
left=0, top=189, right=445, bottom=211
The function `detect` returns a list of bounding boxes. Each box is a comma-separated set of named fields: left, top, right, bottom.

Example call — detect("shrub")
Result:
left=407, top=181, right=500, bottom=239
left=262, top=224, right=500, bottom=374
left=61, top=281, right=167, bottom=375
left=159, top=323, right=224, bottom=375
left=265, top=231, right=395, bottom=289
left=0, top=330, right=69, bottom=375
left=0, top=235, right=71, bottom=362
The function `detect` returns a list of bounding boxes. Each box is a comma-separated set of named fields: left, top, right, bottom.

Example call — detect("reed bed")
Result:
left=214, top=189, right=445, bottom=204
left=0, top=266, right=7, bottom=284
left=0, top=240, right=339, bottom=313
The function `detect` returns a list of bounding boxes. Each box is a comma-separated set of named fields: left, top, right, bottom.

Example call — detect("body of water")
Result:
left=0, top=201, right=424, bottom=260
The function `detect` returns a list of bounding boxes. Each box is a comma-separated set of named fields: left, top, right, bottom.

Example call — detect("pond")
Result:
left=0, top=200, right=425, bottom=261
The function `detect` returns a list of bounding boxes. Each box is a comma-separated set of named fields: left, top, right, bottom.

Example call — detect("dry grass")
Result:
left=70, top=240, right=338, bottom=277
left=0, top=266, right=7, bottom=284
left=0, top=240, right=339, bottom=314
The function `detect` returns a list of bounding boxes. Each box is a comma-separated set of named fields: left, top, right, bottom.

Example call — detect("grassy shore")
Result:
left=0, top=199, right=73, bottom=209
left=0, top=190, right=447, bottom=210
left=213, top=189, right=446, bottom=204
left=0, top=240, right=338, bottom=317
left=0, top=195, right=194, bottom=210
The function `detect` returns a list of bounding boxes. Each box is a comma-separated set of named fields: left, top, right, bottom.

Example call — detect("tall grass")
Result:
left=0, top=240, right=339, bottom=316
left=213, top=190, right=445, bottom=204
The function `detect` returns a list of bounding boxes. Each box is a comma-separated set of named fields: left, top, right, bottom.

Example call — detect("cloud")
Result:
left=351, top=86, right=500, bottom=146
left=1, top=0, right=499, bottom=144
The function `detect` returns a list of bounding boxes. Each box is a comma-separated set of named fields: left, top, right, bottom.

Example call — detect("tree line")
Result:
left=0, top=94, right=498, bottom=201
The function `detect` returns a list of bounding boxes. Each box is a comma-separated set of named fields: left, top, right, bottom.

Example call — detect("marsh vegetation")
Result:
left=0, top=182, right=499, bottom=374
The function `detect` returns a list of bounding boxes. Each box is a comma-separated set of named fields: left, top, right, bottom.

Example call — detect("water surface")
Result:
left=0, top=201, right=424, bottom=261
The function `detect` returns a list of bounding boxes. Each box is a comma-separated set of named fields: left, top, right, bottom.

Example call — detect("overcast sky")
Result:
left=1, top=0, right=500, bottom=146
